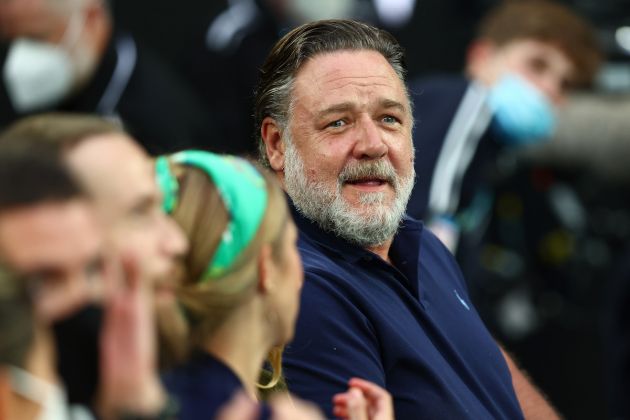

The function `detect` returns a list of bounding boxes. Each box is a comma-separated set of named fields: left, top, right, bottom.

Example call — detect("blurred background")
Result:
left=4, top=0, right=630, bottom=418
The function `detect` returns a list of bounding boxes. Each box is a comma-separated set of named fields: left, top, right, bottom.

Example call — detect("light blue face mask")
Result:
left=487, top=73, right=556, bottom=146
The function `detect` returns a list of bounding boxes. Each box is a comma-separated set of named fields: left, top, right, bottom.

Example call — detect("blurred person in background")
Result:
left=182, top=0, right=378, bottom=155
left=407, top=0, right=601, bottom=253
left=157, top=150, right=394, bottom=420
left=0, top=0, right=221, bottom=154
left=0, top=113, right=188, bottom=418
left=407, top=2, right=624, bottom=417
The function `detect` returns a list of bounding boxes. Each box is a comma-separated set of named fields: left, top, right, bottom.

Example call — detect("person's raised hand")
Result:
left=333, top=378, right=394, bottom=420
left=98, top=254, right=165, bottom=418
left=270, top=393, right=325, bottom=420
left=215, top=392, right=259, bottom=420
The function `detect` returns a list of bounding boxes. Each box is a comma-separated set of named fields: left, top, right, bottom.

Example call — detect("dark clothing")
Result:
left=283, top=205, right=524, bottom=420
left=163, top=352, right=272, bottom=420
left=408, top=75, right=500, bottom=221
left=605, top=246, right=630, bottom=419
left=181, top=0, right=379, bottom=156
left=52, top=305, right=102, bottom=408
left=181, top=0, right=281, bottom=156
left=0, top=31, right=220, bottom=155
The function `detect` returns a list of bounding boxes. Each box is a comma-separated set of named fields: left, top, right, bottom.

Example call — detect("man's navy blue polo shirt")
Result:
left=283, top=205, right=524, bottom=420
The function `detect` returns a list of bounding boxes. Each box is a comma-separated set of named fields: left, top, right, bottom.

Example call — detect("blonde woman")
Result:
left=157, top=150, right=393, bottom=420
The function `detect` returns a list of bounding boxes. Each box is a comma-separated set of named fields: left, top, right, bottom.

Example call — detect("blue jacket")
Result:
left=408, top=75, right=500, bottom=221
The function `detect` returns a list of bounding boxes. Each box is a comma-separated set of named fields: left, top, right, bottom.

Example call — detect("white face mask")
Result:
left=3, top=9, right=87, bottom=113
left=9, top=366, right=70, bottom=420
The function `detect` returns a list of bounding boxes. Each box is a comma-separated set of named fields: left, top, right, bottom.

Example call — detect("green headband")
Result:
left=155, top=150, right=268, bottom=281
left=155, top=156, right=179, bottom=214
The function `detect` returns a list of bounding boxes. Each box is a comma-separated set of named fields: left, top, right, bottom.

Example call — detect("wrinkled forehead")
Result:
left=291, top=50, right=412, bottom=115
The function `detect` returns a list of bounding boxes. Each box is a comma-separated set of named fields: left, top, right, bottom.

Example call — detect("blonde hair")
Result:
left=161, top=161, right=289, bottom=390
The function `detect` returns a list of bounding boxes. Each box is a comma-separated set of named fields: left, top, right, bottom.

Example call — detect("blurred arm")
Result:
left=500, top=346, right=561, bottom=419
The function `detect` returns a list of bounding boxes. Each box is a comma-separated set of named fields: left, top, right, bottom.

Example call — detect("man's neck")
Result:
left=367, top=239, right=393, bottom=264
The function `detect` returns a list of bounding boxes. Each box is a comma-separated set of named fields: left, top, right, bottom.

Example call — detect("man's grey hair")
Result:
left=253, top=19, right=410, bottom=168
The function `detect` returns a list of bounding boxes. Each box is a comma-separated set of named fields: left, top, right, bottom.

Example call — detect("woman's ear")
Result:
left=257, top=244, right=276, bottom=294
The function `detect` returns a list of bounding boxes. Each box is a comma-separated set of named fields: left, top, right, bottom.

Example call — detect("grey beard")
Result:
left=284, top=139, right=415, bottom=248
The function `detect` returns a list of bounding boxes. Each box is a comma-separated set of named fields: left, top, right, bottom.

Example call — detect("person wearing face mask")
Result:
left=406, top=0, right=601, bottom=254
left=0, top=0, right=221, bottom=155
left=0, top=146, right=103, bottom=420
left=0, top=114, right=190, bottom=419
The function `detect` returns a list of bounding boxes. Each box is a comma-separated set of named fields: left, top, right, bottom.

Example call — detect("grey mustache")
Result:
left=338, top=160, right=397, bottom=185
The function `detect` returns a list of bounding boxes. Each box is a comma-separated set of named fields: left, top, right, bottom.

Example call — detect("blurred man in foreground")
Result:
left=0, top=114, right=187, bottom=418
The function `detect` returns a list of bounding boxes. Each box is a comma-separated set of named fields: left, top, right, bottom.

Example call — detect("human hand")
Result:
left=270, top=393, right=325, bottom=420
left=215, top=392, right=259, bottom=420
left=98, top=254, right=165, bottom=418
left=332, top=378, right=394, bottom=420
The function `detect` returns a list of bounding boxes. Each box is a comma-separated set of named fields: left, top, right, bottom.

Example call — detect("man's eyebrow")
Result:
left=128, top=192, right=156, bottom=214
left=380, top=99, right=407, bottom=113
left=315, top=102, right=356, bottom=119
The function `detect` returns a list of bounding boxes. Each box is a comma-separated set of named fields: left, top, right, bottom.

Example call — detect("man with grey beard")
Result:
left=255, top=20, right=560, bottom=420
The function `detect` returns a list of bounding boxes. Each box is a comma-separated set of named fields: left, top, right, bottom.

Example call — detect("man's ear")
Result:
left=257, top=244, right=276, bottom=294
left=261, top=117, right=286, bottom=172
left=466, top=39, right=497, bottom=85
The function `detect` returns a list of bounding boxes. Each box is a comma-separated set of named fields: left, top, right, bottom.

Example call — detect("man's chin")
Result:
left=339, top=196, right=394, bottom=217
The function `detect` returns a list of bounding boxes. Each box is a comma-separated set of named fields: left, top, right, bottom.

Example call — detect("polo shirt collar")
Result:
left=288, top=198, right=425, bottom=264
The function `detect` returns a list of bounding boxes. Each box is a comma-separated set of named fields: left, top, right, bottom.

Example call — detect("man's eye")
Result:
left=328, top=119, right=346, bottom=128
left=528, top=57, right=548, bottom=73
left=382, top=115, right=399, bottom=124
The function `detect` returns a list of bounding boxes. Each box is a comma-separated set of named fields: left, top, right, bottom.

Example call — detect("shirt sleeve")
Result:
left=282, top=268, right=385, bottom=418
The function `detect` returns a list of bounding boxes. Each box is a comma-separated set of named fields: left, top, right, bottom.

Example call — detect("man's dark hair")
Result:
left=0, top=145, right=83, bottom=212
left=253, top=19, right=408, bottom=167
left=0, top=112, right=125, bottom=159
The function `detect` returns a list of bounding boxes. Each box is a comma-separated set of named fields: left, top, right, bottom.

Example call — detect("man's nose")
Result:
left=160, top=215, right=188, bottom=257
left=352, top=115, right=388, bottom=160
